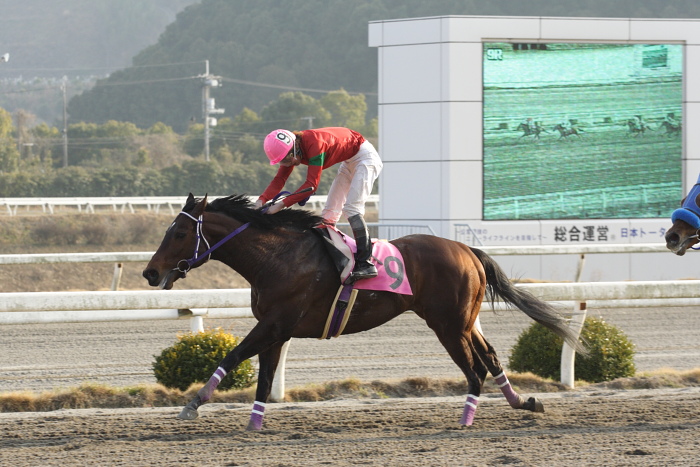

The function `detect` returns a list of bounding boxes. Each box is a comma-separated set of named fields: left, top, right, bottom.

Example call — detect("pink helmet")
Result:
left=264, top=129, right=296, bottom=165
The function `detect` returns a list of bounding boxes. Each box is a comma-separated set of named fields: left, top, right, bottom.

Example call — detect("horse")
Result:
left=626, top=120, right=652, bottom=137
left=666, top=178, right=700, bottom=255
left=143, top=194, right=587, bottom=430
left=552, top=124, right=583, bottom=140
left=516, top=122, right=547, bottom=140
left=659, top=120, right=682, bottom=137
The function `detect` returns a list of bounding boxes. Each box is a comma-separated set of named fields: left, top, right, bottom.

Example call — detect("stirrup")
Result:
left=345, top=263, right=378, bottom=284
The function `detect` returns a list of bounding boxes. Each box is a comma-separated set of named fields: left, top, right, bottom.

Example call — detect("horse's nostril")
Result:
left=665, top=233, right=679, bottom=246
left=143, top=269, right=157, bottom=281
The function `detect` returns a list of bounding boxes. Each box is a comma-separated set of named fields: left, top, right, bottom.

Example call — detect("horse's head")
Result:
left=665, top=218, right=699, bottom=255
left=666, top=188, right=700, bottom=255
left=143, top=193, right=209, bottom=289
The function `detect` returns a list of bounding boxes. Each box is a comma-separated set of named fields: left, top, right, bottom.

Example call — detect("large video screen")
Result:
left=482, top=43, right=683, bottom=220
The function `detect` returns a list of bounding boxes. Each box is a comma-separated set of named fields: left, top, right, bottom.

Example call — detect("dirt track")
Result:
left=2, top=306, right=700, bottom=465
left=2, top=305, right=700, bottom=393
left=3, top=388, right=700, bottom=466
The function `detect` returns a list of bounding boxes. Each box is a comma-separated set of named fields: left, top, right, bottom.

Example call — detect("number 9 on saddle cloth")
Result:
left=313, top=225, right=412, bottom=295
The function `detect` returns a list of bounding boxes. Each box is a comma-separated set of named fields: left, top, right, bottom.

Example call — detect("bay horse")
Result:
left=666, top=177, right=700, bottom=255
left=517, top=122, right=547, bottom=140
left=143, top=194, right=587, bottom=430
left=626, top=119, right=652, bottom=137
left=659, top=120, right=682, bottom=137
left=553, top=124, right=583, bottom=140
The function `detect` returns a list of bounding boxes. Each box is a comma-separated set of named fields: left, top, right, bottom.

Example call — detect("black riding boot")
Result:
left=346, top=214, right=378, bottom=284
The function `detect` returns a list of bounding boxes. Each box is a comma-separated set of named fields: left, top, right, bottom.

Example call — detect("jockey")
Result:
left=526, top=117, right=536, bottom=131
left=255, top=127, right=383, bottom=283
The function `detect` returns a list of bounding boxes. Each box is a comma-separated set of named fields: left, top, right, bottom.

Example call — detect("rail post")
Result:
left=561, top=301, right=587, bottom=388
left=270, top=340, right=291, bottom=402
left=110, top=263, right=123, bottom=291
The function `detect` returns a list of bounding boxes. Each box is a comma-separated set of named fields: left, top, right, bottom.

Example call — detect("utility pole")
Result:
left=199, top=60, right=224, bottom=162
left=61, top=77, right=68, bottom=168
left=301, top=116, right=314, bottom=129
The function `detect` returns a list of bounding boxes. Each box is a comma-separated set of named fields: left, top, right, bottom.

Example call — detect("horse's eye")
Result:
left=174, top=231, right=187, bottom=239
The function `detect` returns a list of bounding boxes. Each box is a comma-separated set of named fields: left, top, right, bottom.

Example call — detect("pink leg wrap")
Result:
left=198, top=366, right=227, bottom=403
left=248, top=401, right=266, bottom=430
left=495, top=371, right=524, bottom=408
left=459, top=394, right=479, bottom=426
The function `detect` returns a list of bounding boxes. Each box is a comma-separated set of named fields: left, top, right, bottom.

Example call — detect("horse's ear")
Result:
left=192, top=194, right=208, bottom=216
left=183, top=193, right=197, bottom=212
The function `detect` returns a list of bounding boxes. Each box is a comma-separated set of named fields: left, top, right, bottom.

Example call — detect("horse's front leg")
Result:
left=245, top=342, right=286, bottom=431
left=177, top=321, right=286, bottom=421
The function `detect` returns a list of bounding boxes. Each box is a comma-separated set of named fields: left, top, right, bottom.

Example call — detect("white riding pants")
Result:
left=322, top=140, right=382, bottom=225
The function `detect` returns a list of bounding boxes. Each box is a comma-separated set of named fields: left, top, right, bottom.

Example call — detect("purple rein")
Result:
left=176, top=211, right=250, bottom=276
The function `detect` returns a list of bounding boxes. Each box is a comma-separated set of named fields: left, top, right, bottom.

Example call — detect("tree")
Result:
left=260, top=92, right=330, bottom=132
left=30, top=123, right=61, bottom=166
left=230, top=108, right=262, bottom=134
left=320, top=89, right=367, bottom=130
left=0, top=107, right=20, bottom=173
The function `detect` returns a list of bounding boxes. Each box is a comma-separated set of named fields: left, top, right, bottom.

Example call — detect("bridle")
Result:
left=687, top=229, right=700, bottom=250
left=173, top=210, right=250, bottom=276
left=169, top=188, right=312, bottom=277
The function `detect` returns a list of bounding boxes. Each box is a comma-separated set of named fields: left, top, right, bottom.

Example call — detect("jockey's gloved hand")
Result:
left=265, top=202, right=285, bottom=215
left=254, top=199, right=264, bottom=209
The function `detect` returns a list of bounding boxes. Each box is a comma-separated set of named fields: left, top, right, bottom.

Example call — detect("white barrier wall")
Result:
left=3, top=280, right=700, bottom=390
left=369, top=15, right=700, bottom=281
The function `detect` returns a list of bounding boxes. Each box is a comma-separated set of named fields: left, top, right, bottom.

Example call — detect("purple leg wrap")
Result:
left=249, top=401, right=266, bottom=430
left=459, top=394, right=479, bottom=426
left=198, top=366, right=227, bottom=403
left=495, top=371, right=524, bottom=408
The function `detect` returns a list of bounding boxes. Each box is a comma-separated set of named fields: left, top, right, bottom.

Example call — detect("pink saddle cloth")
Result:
left=326, top=227, right=413, bottom=296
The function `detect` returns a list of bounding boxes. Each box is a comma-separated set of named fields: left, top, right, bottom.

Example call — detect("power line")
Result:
left=220, top=76, right=377, bottom=96
left=1, top=67, right=377, bottom=96
left=92, top=76, right=196, bottom=87
left=0, top=60, right=206, bottom=74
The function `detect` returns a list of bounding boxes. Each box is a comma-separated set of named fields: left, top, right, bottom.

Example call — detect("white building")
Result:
left=369, top=15, right=700, bottom=281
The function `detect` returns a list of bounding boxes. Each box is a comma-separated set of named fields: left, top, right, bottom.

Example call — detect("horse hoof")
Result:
left=245, top=421, right=262, bottom=431
left=177, top=406, right=199, bottom=420
left=522, top=397, right=545, bottom=413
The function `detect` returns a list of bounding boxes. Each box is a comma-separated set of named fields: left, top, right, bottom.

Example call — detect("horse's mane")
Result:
left=187, top=194, right=324, bottom=231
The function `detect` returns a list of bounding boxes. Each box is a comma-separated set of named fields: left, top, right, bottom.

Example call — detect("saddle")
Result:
left=312, top=225, right=413, bottom=340
left=314, top=226, right=356, bottom=283
left=313, top=226, right=358, bottom=339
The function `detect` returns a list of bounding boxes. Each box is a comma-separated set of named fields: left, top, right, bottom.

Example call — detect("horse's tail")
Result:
left=470, top=247, right=588, bottom=356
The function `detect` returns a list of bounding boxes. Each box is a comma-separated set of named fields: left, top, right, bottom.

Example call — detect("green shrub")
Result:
left=153, top=328, right=256, bottom=391
left=508, top=317, right=636, bottom=383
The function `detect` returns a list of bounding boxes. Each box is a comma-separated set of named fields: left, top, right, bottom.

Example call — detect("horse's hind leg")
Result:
left=471, top=328, right=544, bottom=413
left=429, top=326, right=486, bottom=426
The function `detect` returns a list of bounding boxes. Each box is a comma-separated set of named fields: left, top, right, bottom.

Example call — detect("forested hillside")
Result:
left=3, top=0, right=700, bottom=198
left=0, top=0, right=198, bottom=74
left=67, top=0, right=700, bottom=132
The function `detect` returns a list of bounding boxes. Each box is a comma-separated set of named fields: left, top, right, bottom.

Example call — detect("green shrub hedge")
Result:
left=153, top=328, right=256, bottom=391
left=508, top=317, right=636, bottom=383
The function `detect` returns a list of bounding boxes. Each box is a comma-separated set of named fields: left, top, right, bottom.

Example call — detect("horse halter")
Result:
left=174, top=211, right=250, bottom=276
